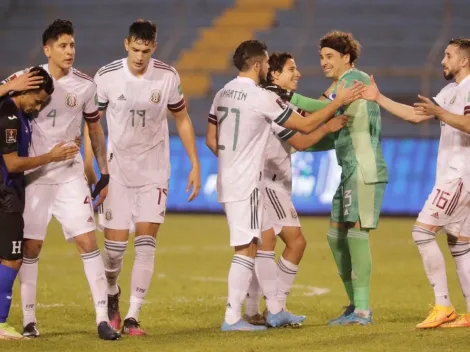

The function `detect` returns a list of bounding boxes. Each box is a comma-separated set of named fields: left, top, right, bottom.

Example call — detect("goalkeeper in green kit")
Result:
left=280, top=31, right=388, bottom=325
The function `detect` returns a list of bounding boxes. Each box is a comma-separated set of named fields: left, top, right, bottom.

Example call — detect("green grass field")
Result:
left=1, top=215, right=469, bottom=352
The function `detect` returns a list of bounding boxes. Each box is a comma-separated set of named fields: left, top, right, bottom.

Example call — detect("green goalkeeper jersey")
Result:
left=293, top=68, right=388, bottom=183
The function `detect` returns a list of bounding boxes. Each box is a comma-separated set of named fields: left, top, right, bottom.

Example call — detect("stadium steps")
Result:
left=175, top=0, right=294, bottom=98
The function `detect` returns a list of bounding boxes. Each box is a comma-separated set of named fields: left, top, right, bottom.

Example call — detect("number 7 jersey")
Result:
left=94, top=58, right=185, bottom=187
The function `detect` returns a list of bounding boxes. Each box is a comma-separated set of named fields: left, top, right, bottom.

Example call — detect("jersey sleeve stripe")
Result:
left=464, top=106, right=470, bottom=115
left=84, top=110, right=100, bottom=119
left=97, top=61, right=123, bottom=74
left=98, top=65, right=124, bottom=76
left=277, top=128, right=296, bottom=141
left=167, top=98, right=186, bottom=112
left=208, top=114, right=217, bottom=125
left=72, top=69, right=94, bottom=82
left=98, top=102, right=108, bottom=111
left=153, top=64, right=177, bottom=75
left=274, top=108, right=293, bottom=125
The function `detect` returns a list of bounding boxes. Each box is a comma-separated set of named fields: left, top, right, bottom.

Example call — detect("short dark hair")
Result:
left=267, top=52, right=294, bottom=85
left=128, top=19, right=157, bottom=43
left=449, top=38, right=470, bottom=58
left=233, top=40, right=268, bottom=72
left=42, top=19, right=74, bottom=46
left=28, top=66, right=54, bottom=95
left=319, top=31, right=361, bottom=65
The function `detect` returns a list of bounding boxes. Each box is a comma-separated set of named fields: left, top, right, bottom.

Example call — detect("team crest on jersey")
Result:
left=450, top=95, right=456, bottom=105
left=290, top=208, right=298, bottom=219
left=65, top=93, right=78, bottom=108
left=105, top=209, right=112, bottom=220
left=467, top=91, right=470, bottom=102
left=5, top=129, right=17, bottom=143
left=150, top=90, right=161, bottom=104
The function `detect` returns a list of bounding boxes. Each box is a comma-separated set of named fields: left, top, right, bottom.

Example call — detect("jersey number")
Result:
left=47, top=109, right=56, bottom=127
left=130, top=109, right=146, bottom=127
left=217, top=106, right=240, bottom=151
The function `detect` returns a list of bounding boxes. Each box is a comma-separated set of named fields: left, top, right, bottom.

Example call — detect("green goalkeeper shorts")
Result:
left=330, top=168, right=387, bottom=229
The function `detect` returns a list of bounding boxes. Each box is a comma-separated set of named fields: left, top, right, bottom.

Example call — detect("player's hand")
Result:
left=335, top=80, right=364, bottom=105
left=186, top=164, right=201, bottom=202
left=6, top=71, right=44, bottom=92
left=48, top=141, right=79, bottom=162
left=359, top=75, right=380, bottom=102
left=264, top=84, right=293, bottom=101
left=413, top=94, right=443, bottom=118
left=91, top=174, right=109, bottom=209
left=74, top=135, right=82, bottom=147
left=85, top=166, right=98, bottom=194
left=326, top=114, right=349, bottom=132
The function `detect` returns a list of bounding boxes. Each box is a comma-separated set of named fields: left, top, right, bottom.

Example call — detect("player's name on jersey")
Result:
left=219, top=88, right=247, bottom=101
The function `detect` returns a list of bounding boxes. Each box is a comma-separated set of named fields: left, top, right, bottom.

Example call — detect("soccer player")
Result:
left=283, top=31, right=388, bottom=325
left=7, top=20, right=119, bottom=340
left=220, top=52, right=348, bottom=325
left=92, top=20, right=201, bottom=336
left=361, top=38, right=470, bottom=328
left=207, top=40, right=362, bottom=331
left=0, top=67, right=79, bottom=340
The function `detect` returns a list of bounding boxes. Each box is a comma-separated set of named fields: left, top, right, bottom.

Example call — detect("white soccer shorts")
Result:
left=223, top=188, right=264, bottom=247
left=261, top=186, right=301, bottom=235
left=98, top=177, right=168, bottom=231
left=418, top=177, right=470, bottom=237
left=23, top=177, right=96, bottom=241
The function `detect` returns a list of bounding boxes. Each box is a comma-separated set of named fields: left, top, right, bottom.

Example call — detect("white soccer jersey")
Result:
left=209, top=77, right=293, bottom=203
left=434, top=74, right=470, bottom=186
left=263, top=102, right=299, bottom=194
left=94, top=58, right=184, bottom=187
left=2, top=65, right=99, bottom=185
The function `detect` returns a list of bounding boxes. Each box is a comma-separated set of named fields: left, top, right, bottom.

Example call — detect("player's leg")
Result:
left=19, top=183, right=56, bottom=337
left=326, top=182, right=354, bottom=324
left=0, top=213, right=25, bottom=340
left=434, top=187, right=470, bottom=328
left=221, top=189, right=266, bottom=331
left=273, top=191, right=305, bottom=311
left=100, top=178, right=133, bottom=330
left=413, top=178, right=463, bottom=328
left=54, top=178, right=119, bottom=340
left=119, top=184, right=166, bottom=336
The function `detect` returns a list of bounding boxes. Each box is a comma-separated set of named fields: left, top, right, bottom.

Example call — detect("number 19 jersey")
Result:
left=209, top=76, right=293, bottom=203
left=94, top=58, right=185, bottom=187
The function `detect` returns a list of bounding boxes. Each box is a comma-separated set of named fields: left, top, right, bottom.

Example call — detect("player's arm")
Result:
left=290, top=93, right=330, bottom=112
left=206, top=113, right=218, bottom=156
left=360, top=75, right=433, bottom=123
left=0, top=119, right=78, bottom=172
left=82, top=123, right=97, bottom=189
left=286, top=115, right=347, bottom=151
left=414, top=94, right=470, bottom=133
left=280, top=81, right=362, bottom=133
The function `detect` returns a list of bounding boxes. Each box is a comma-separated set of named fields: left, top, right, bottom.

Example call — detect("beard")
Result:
left=443, top=68, right=456, bottom=80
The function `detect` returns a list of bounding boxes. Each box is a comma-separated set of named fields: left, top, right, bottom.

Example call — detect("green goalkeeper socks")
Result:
left=347, top=228, right=372, bottom=311
left=327, top=227, right=354, bottom=302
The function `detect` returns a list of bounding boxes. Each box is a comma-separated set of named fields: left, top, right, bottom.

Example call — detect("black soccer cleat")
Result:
left=98, top=321, right=121, bottom=340
left=121, top=318, right=146, bottom=336
left=108, top=285, right=121, bottom=330
left=23, top=322, right=40, bottom=338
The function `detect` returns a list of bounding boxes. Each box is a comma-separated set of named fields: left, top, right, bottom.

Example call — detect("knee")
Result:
left=412, top=224, right=436, bottom=244
left=23, top=239, right=43, bottom=259
left=134, top=236, right=156, bottom=261
left=75, top=232, right=98, bottom=254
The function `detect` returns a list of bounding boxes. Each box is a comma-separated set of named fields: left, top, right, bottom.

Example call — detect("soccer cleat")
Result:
left=242, top=313, right=266, bottom=326
left=266, top=310, right=306, bottom=328
left=416, top=305, right=457, bottom=329
left=98, top=321, right=121, bottom=340
left=221, top=320, right=267, bottom=331
left=340, top=311, right=373, bottom=326
left=0, top=322, right=24, bottom=340
left=108, top=286, right=121, bottom=330
left=122, top=318, right=145, bottom=336
left=23, top=322, right=40, bottom=338
left=440, top=313, right=470, bottom=328
left=328, top=304, right=355, bottom=326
